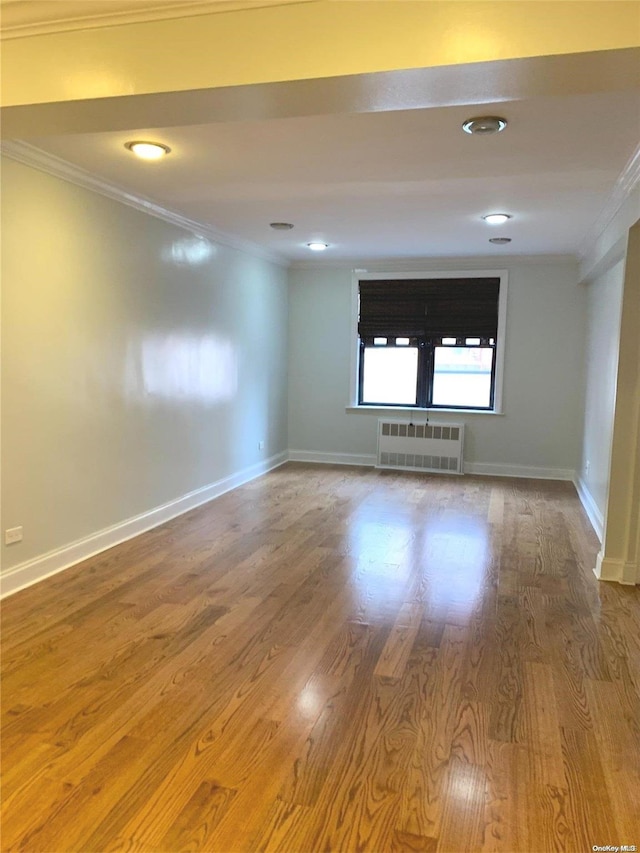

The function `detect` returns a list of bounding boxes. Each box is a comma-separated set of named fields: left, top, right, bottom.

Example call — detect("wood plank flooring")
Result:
left=2, top=463, right=639, bottom=852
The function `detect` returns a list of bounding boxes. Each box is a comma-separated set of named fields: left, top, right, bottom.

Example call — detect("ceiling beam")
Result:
left=2, top=0, right=639, bottom=111
left=2, top=47, right=639, bottom=140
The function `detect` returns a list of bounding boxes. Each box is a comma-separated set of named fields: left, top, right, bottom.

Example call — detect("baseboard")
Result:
left=287, top=452, right=575, bottom=483
left=288, top=450, right=377, bottom=467
left=0, top=451, right=288, bottom=599
left=594, top=551, right=638, bottom=585
left=463, top=462, right=576, bottom=481
left=573, top=475, right=604, bottom=541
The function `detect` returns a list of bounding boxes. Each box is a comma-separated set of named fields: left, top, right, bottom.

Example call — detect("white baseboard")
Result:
left=594, top=551, right=638, bottom=585
left=573, top=475, right=604, bottom=542
left=288, top=452, right=575, bottom=483
left=288, top=450, right=377, bottom=467
left=0, top=451, right=288, bottom=599
left=463, top=462, right=576, bottom=481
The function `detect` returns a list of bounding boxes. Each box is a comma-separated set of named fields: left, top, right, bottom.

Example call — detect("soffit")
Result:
left=0, top=0, right=310, bottom=38
left=2, top=1, right=638, bottom=107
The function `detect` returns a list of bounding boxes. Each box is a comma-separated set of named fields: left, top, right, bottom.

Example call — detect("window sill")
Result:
left=345, top=405, right=504, bottom=416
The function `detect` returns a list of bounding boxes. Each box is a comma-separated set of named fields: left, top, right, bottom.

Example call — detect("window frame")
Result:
left=350, top=270, right=508, bottom=414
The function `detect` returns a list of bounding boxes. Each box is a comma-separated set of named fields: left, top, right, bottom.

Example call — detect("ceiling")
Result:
left=1, top=4, right=639, bottom=264
left=21, top=88, right=639, bottom=262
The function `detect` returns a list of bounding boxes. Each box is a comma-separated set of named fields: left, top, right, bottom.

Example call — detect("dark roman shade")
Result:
left=358, top=277, right=500, bottom=339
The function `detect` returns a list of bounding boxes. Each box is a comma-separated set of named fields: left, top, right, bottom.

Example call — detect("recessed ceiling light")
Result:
left=307, top=242, right=329, bottom=251
left=489, top=237, right=512, bottom=245
left=483, top=213, right=512, bottom=225
left=462, top=116, right=507, bottom=135
left=125, top=141, right=171, bottom=160
left=270, top=222, right=294, bottom=230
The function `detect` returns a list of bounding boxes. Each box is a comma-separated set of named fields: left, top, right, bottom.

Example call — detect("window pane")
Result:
left=362, top=346, right=418, bottom=405
left=432, top=347, right=494, bottom=408
left=395, top=337, right=410, bottom=346
left=374, top=337, right=387, bottom=346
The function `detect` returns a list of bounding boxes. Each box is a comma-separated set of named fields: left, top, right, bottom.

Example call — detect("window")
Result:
left=357, top=275, right=502, bottom=410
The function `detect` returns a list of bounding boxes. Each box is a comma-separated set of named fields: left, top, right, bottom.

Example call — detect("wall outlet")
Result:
left=5, top=526, right=23, bottom=545
left=258, top=440, right=265, bottom=451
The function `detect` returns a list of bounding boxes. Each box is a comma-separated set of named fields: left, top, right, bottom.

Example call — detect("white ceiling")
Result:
left=3, top=35, right=639, bottom=263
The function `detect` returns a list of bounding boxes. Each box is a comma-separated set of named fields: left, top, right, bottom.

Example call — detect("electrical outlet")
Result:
left=258, top=440, right=265, bottom=451
left=5, top=526, right=23, bottom=545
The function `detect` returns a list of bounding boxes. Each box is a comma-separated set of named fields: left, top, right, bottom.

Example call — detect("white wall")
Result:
left=577, top=178, right=640, bottom=575
left=1, top=157, right=289, bottom=576
left=288, top=258, right=585, bottom=477
left=600, top=220, right=640, bottom=583
left=579, top=259, right=625, bottom=528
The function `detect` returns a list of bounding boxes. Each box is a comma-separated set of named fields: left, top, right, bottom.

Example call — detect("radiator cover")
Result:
left=376, top=419, right=464, bottom=475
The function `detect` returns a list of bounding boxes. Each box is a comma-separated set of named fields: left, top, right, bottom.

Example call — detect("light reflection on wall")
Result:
left=127, top=333, right=238, bottom=403
left=67, top=72, right=129, bottom=100
left=161, top=237, right=216, bottom=267
left=443, top=25, right=502, bottom=64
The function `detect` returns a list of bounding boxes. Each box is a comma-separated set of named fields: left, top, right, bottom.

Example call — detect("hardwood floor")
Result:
left=2, top=463, right=639, bottom=852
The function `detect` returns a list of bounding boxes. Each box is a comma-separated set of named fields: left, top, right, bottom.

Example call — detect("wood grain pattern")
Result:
left=2, top=465, right=639, bottom=852
left=482, top=740, right=520, bottom=852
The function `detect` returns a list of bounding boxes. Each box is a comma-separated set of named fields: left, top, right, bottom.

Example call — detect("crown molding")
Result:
left=0, top=0, right=311, bottom=40
left=1, top=140, right=287, bottom=267
left=289, top=254, right=578, bottom=271
left=578, top=142, right=640, bottom=264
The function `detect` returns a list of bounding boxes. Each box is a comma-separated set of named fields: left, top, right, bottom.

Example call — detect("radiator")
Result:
left=376, top=419, right=464, bottom=475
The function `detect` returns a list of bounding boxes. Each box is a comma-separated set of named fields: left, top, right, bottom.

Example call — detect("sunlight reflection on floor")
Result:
left=347, top=504, right=489, bottom=624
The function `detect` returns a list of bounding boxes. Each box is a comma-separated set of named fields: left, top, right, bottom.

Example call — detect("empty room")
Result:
left=1, top=1, right=639, bottom=851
